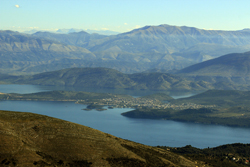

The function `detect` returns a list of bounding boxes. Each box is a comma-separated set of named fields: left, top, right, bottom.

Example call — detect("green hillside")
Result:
left=176, top=51, right=250, bottom=88
left=161, top=143, right=250, bottom=167
left=1, top=67, right=213, bottom=91
left=172, top=89, right=250, bottom=107
left=178, top=51, right=250, bottom=77
left=0, top=90, right=133, bottom=102
left=122, top=90, right=250, bottom=127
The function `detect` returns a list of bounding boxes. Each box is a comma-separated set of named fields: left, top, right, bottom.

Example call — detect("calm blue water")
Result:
left=0, top=84, right=249, bottom=148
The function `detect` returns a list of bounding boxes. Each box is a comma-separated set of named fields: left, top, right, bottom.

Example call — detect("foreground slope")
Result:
left=0, top=110, right=202, bottom=167
left=161, top=144, right=250, bottom=167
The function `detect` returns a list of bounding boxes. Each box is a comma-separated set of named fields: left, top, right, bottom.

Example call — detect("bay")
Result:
left=0, top=84, right=249, bottom=148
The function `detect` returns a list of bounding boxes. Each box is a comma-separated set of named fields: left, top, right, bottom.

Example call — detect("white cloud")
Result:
left=15, top=5, right=20, bottom=8
left=135, top=25, right=141, bottom=29
left=29, top=27, right=39, bottom=29
left=203, top=28, right=214, bottom=30
left=101, top=28, right=109, bottom=30
left=126, top=25, right=142, bottom=32
left=124, top=23, right=127, bottom=25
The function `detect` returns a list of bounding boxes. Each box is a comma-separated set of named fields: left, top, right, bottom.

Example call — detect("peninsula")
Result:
left=122, top=90, right=250, bottom=127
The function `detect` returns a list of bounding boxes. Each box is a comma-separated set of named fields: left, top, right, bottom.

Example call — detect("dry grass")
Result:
left=0, top=110, right=208, bottom=167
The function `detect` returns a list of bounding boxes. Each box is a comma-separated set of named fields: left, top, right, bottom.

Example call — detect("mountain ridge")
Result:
left=178, top=51, right=250, bottom=76
left=2, top=24, right=250, bottom=74
left=176, top=51, right=250, bottom=87
left=0, top=67, right=213, bottom=91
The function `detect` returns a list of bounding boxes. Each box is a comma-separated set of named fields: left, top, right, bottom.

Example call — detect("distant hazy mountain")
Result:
left=85, top=29, right=120, bottom=35
left=0, top=30, right=95, bottom=74
left=2, top=24, right=250, bottom=74
left=22, top=28, right=84, bottom=34
left=32, top=31, right=107, bottom=48
left=56, top=28, right=84, bottom=34
left=22, top=29, right=40, bottom=34
left=55, top=28, right=120, bottom=35
left=80, top=25, right=250, bottom=71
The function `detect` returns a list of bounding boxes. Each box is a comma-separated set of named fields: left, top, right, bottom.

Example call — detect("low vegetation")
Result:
left=159, top=143, right=250, bottom=167
left=0, top=90, right=132, bottom=101
left=122, top=107, right=250, bottom=127
left=122, top=90, right=250, bottom=127
left=0, top=110, right=206, bottom=167
left=0, top=67, right=214, bottom=90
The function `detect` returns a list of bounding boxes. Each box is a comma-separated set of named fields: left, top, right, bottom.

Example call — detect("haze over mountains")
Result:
left=23, top=28, right=120, bottom=35
left=3, top=51, right=250, bottom=91
left=1, top=24, right=250, bottom=75
left=2, top=61, right=250, bottom=91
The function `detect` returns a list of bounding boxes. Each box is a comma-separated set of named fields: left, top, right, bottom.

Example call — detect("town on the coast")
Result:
left=77, top=96, right=216, bottom=110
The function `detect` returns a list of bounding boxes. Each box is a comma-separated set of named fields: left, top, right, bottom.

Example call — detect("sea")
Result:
left=0, top=84, right=249, bottom=149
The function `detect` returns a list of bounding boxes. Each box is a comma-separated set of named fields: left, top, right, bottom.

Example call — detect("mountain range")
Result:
left=1, top=24, right=250, bottom=75
left=3, top=55, right=250, bottom=90
left=23, top=28, right=120, bottom=35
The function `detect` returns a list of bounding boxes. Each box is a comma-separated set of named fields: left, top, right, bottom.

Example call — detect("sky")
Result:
left=1, top=0, right=250, bottom=33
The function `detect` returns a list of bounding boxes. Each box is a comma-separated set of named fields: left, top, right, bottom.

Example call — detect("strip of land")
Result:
left=1, top=90, right=250, bottom=127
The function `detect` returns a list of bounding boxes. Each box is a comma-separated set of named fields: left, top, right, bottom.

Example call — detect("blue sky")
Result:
left=1, top=0, right=250, bottom=33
